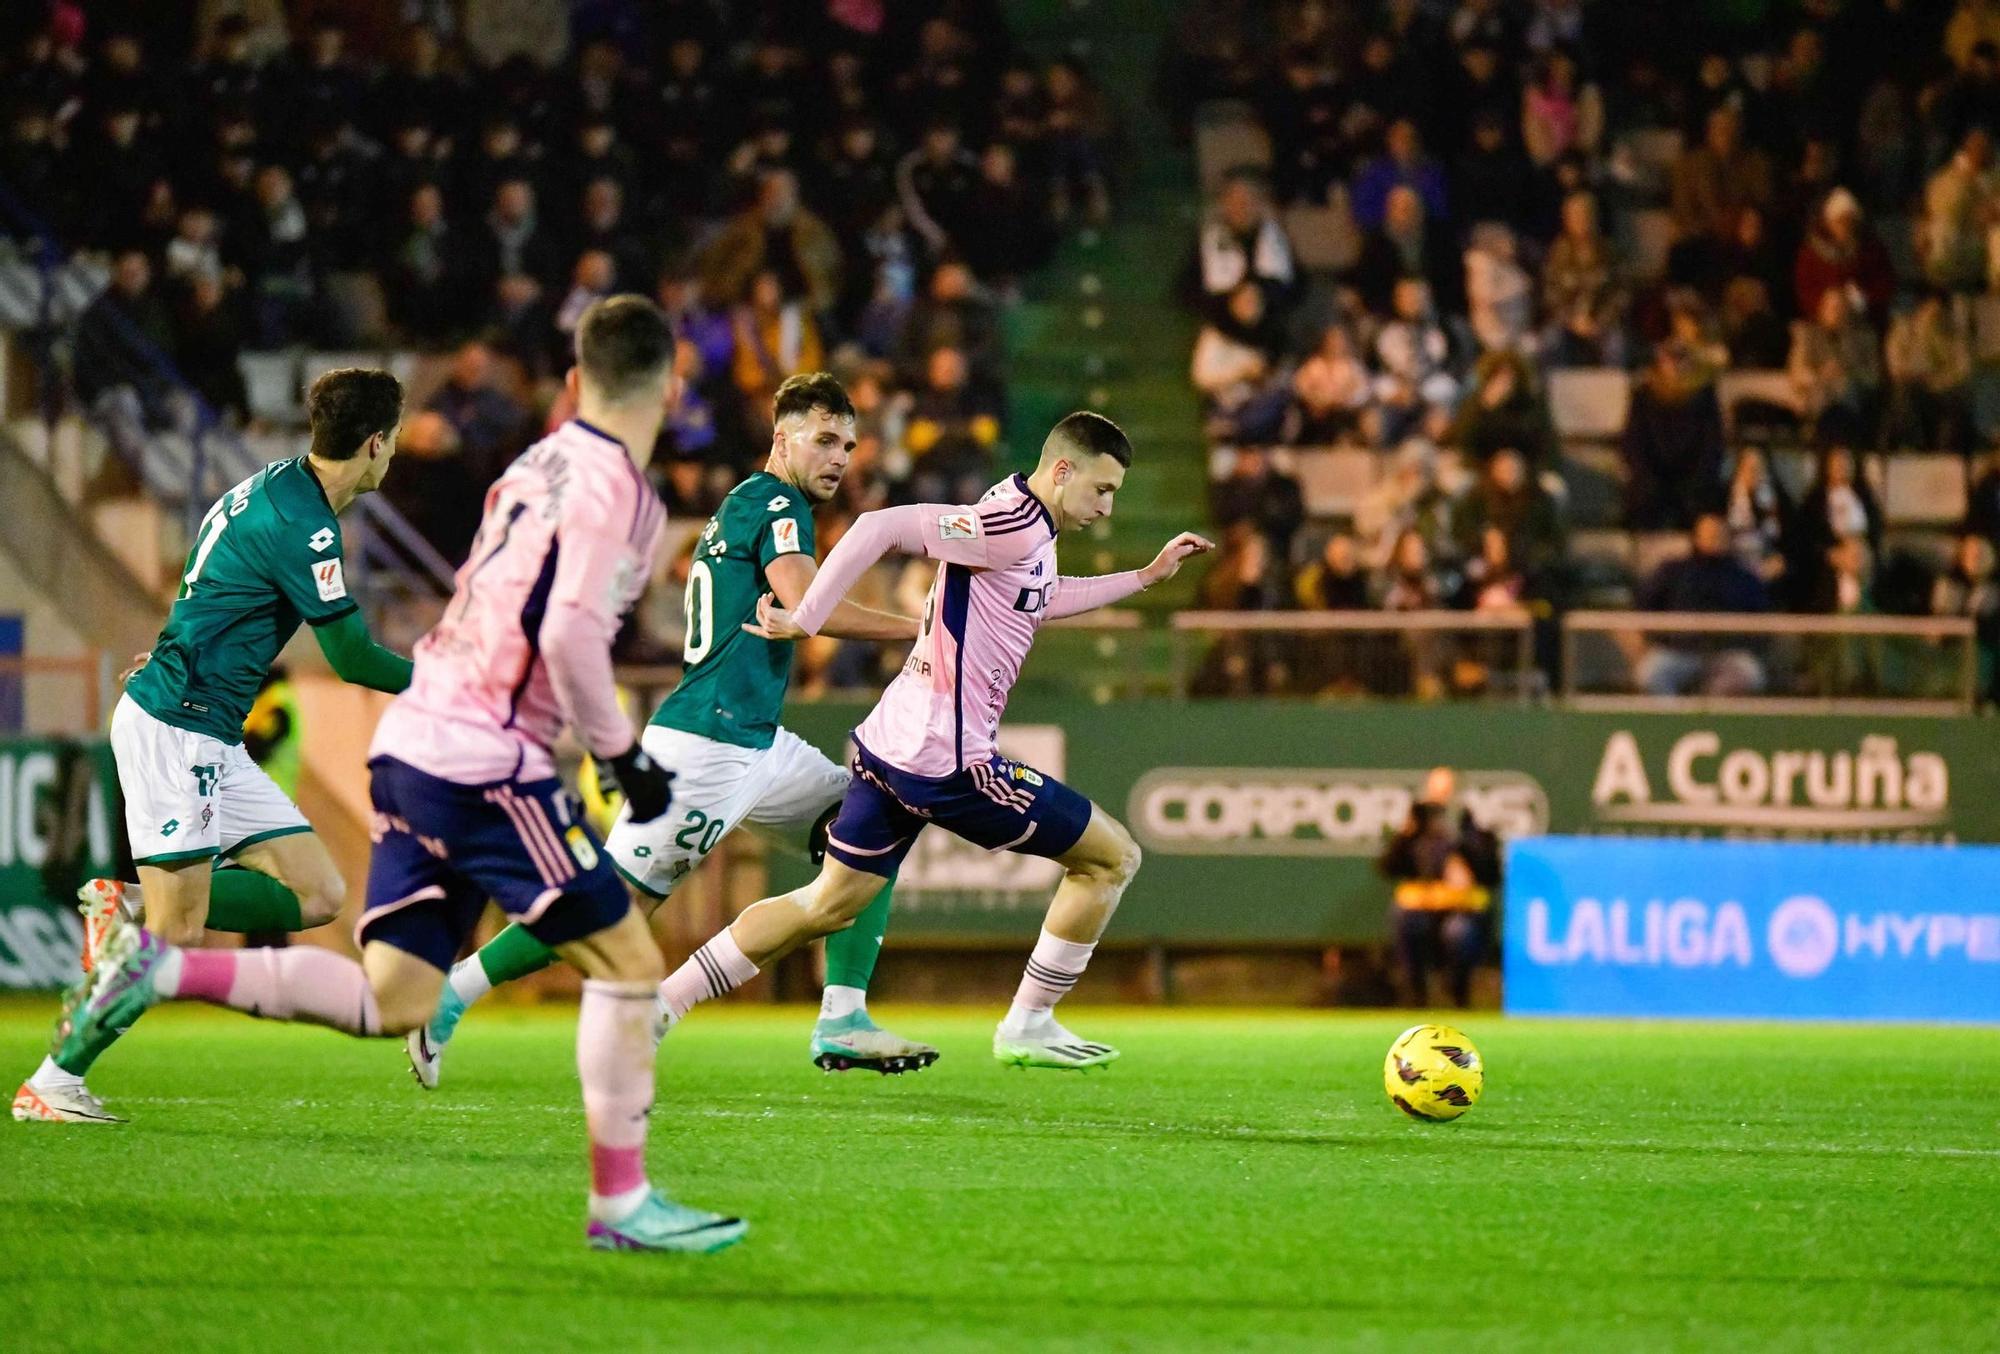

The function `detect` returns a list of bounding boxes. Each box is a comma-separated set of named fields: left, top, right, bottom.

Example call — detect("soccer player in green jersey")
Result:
left=13, top=368, right=416, bottom=1124
left=410, top=372, right=938, bottom=1084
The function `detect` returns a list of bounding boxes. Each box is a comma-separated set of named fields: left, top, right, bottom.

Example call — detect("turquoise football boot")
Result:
left=810, top=1010, right=940, bottom=1074
left=586, top=1190, right=747, bottom=1254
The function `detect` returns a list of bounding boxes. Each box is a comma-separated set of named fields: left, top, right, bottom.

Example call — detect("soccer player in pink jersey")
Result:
left=62, top=297, right=745, bottom=1253
left=657, top=411, right=1212, bottom=1068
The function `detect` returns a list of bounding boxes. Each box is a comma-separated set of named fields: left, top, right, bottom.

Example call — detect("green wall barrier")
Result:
left=0, top=738, right=118, bottom=989
left=775, top=700, right=2000, bottom=945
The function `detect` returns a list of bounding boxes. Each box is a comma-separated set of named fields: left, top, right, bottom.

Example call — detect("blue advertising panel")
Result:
left=1504, top=836, right=2000, bottom=1023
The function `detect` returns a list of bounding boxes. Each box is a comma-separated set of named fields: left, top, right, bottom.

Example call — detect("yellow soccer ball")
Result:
left=1384, top=1024, right=1484, bottom=1122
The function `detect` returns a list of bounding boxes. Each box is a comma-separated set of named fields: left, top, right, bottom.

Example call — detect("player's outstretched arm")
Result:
left=311, top=610, right=414, bottom=693
left=1043, top=531, right=1215, bottom=620
left=761, top=553, right=919, bottom=643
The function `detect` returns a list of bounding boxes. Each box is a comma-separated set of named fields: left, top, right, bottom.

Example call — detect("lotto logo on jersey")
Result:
left=938, top=512, right=978, bottom=541
left=308, top=527, right=336, bottom=552
left=311, top=559, right=347, bottom=602
left=772, top=518, right=801, bottom=555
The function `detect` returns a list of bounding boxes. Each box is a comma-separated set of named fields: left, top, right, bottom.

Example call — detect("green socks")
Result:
left=474, top=923, right=559, bottom=988
left=824, top=878, right=895, bottom=991
left=203, top=870, right=305, bottom=933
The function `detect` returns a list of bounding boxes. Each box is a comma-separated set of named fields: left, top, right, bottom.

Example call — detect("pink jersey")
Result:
left=372, top=420, right=663, bottom=784
left=790, top=474, right=1145, bottom=778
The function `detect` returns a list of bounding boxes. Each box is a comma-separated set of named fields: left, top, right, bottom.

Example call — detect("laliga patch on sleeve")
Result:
left=937, top=512, right=979, bottom=541
left=311, top=558, right=347, bottom=602
left=772, top=517, right=801, bottom=554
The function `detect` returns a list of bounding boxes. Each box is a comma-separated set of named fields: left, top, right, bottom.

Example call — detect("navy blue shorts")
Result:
left=357, top=756, right=630, bottom=972
left=822, top=739, right=1093, bottom=879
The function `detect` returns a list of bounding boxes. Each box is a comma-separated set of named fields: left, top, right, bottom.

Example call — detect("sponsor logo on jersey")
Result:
left=1013, top=582, right=1055, bottom=613
left=937, top=512, right=978, bottom=541
left=767, top=494, right=791, bottom=512
left=565, top=825, right=600, bottom=871
left=160, top=818, right=180, bottom=837
left=772, top=517, right=801, bottom=555
left=311, top=559, right=347, bottom=602
left=1008, top=764, right=1044, bottom=787
left=308, top=527, right=336, bottom=552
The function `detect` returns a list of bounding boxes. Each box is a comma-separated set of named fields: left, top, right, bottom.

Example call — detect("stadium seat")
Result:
left=1717, top=369, right=1802, bottom=436
left=1883, top=453, right=1969, bottom=525
left=1557, top=444, right=1626, bottom=529
left=1884, top=527, right=1956, bottom=572
left=239, top=352, right=303, bottom=427
left=1622, top=208, right=1676, bottom=282
left=1194, top=100, right=1273, bottom=195
left=1770, top=448, right=1816, bottom=498
left=1632, top=530, right=1691, bottom=580
left=1282, top=202, right=1360, bottom=273
left=1548, top=368, right=1630, bottom=441
left=1294, top=446, right=1380, bottom=517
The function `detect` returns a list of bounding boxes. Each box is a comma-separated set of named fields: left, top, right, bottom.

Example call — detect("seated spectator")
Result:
left=570, top=178, right=653, bottom=294
left=1294, top=531, right=1370, bottom=609
left=1722, top=448, right=1793, bottom=590
left=1350, top=184, right=1459, bottom=316
left=1707, top=204, right=1792, bottom=315
left=1788, top=289, right=1883, bottom=445
left=958, top=142, right=1053, bottom=285
left=1179, top=170, right=1297, bottom=319
left=1670, top=106, right=1774, bottom=282
left=425, top=341, right=528, bottom=485
left=1191, top=282, right=1290, bottom=444
left=1356, top=440, right=1454, bottom=566
left=1453, top=109, right=1537, bottom=241
left=1210, top=446, right=1305, bottom=562
left=1933, top=532, right=2000, bottom=701
left=1351, top=118, right=1449, bottom=232
left=1287, top=324, right=1372, bottom=444
left=554, top=250, right=617, bottom=363
left=703, top=168, right=843, bottom=321
left=902, top=345, right=1000, bottom=503
left=1622, top=343, right=1726, bottom=530
left=243, top=164, right=315, bottom=347
left=1377, top=766, right=1500, bottom=1009
left=1812, top=533, right=1875, bottom=615
left=1635, top=512, right=1771, bottom=695
left=1807, top=533, right=1881, bottom=693
left=485, top=273, right=554, bottom=383
left=1520, top=48, right=1603, bottom=169
left=1458, top=525, right=1530, bottom=611
left=173, top=273, right=248, bottom=422
left=1043, top=57, right=1115, bottom=226
left=164, top=206, right=225, bottom=289
left=381, top=410, right=484, bottom=564
left=1919, top=129, right=1995, bottom=294
left=1447, top=350, right=1558, bottom=467
left=1190, top=523, right=1286, bottom=696
left=1791, top=446, right=1884, bottom=597
left=732, top=270, right=826, bottom=420
left=1540, top=190, right=1627, bottom=367
left=1453, top=447, right=1567, bottom=587
left=1719, top=276, right=1791, bottom=368
left=1664, top=290, right=1730, bottom=384
left=1370, top=278, right=1460, bottom=446
left=1793, top=188, right=1894, bottom=327
left=1380, top=528, right=1452, bottom=611
left=1464, top=222, right=1534, bottom=355
left=469, top=178, right=558, bottom=302
left=389, top=184, right=465, bottom=345
left=897, top=260, right=1003, bottom=394
left=1883, top=289, right=1974, bottom=451
left=73, top=249, right=176, bottom=413
left=897, top=120, right=983, bottom=259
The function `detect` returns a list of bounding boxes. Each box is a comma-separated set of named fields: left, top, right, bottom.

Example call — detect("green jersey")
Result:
left=127, top=457, right=356, bottom=744
left=653, top=471, right=816, bottom=750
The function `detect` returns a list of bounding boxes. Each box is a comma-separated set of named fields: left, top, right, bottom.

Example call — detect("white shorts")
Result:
left=605, top=725, right=849, bottom=899
left=110, top=693, right=312, bottom=866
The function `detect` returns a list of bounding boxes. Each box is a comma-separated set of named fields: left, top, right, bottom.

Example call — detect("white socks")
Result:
left=30, top=1055, right=81, bottom=1091
left=448, top=957, right=494, bottom=1007
left=819, top=984, right=867, bottom=1021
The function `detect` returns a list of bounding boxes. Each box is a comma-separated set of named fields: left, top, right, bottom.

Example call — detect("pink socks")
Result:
left=168, top=946, right=382, bottom=1035
left=1011, top=927, right=1098, bottom=1015
left=657, top=927, right=759, bottom=1026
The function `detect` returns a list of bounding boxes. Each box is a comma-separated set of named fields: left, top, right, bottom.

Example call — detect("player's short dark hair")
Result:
left=773, top=371, right=855, bottom=424
left=1043, top=411, right=1131, bottom=468
left=576, top=294, right=676, bottom=403
left=306, top=367, right=403, bottom=460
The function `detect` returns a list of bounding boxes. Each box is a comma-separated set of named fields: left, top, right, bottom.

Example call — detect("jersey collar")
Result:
left=569, top=417, right=628, bottom=451
left=1010, top=473, right=1056, bottom=531
left=270, top=456, right=334, bottom=522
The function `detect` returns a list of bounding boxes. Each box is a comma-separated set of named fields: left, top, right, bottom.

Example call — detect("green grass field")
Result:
left=3, top=998, right=1996, bottom=1352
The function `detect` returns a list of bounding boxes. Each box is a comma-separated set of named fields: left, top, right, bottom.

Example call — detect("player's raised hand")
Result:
left=117, top=652, right=152, bottom=686
left=1139, top=532, right=1216, bottom=587
left=743, top=592, right=808, bottom=641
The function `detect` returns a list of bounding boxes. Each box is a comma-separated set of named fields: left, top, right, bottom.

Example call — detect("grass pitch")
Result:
left=2, top=998, right=1996, bottom=1352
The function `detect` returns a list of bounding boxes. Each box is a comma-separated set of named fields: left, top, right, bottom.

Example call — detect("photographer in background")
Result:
left=1377, top=767, right=1500, bottom=1008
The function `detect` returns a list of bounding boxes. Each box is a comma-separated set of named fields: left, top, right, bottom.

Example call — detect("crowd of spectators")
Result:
left=2, top=2, right=1118, bottom=578
left=1166, top=0, right=2000, bottom=700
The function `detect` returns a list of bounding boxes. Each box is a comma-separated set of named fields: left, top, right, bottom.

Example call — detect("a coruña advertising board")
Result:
left=0, top=738, right=115, bottom=990
left=774, top=699, right=2000, bottom=946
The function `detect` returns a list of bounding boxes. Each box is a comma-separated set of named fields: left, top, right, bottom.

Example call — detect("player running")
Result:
left=650, top=412, right=1211, bottom=1069
left=13, top=368, right=416, bottom=1124
left=410, top=371, right=934, bottom=1086
left=63, top=296, right=745, bottom=1253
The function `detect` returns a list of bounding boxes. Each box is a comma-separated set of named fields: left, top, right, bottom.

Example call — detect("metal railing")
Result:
left=1562, top=610, right=1979, bottom=715
left=0, top=653, right=110, bottom=735
left=0, top=177, right=456, bottom=621
left=1168, top=609, right=1537, bottom=701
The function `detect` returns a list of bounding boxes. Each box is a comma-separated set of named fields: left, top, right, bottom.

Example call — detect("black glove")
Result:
left=601, top=743, right=675, bottom=824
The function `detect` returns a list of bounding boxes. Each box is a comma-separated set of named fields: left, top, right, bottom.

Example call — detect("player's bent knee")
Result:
left=798, top=875, right=879, bottom=934
left=297, top=872, right=346, bottom=927
left=153, top=914, right=207, bottom=947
